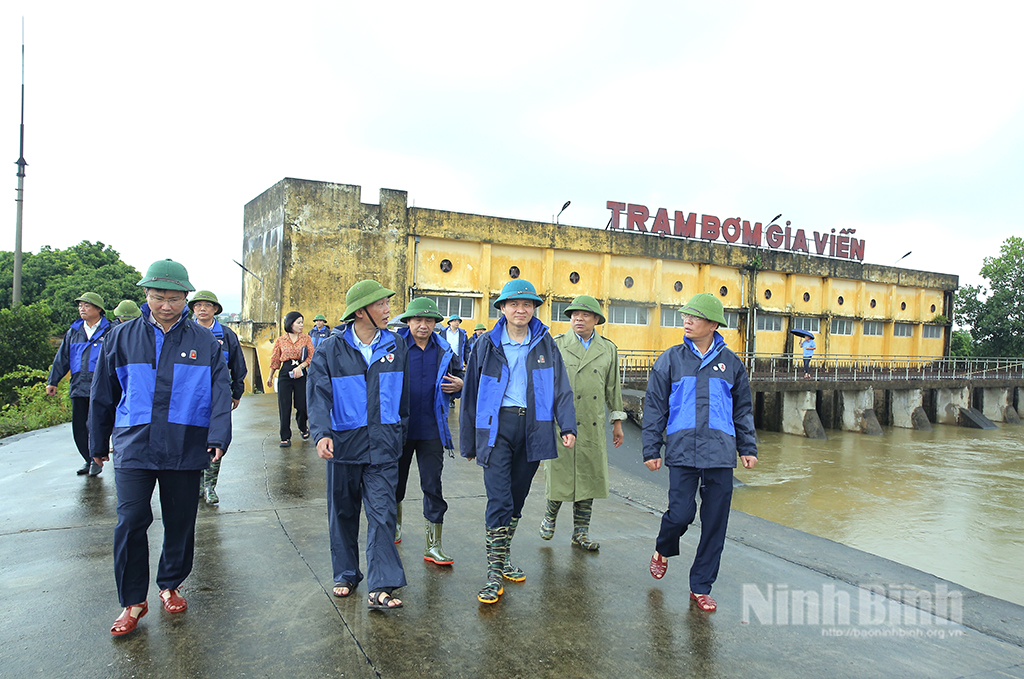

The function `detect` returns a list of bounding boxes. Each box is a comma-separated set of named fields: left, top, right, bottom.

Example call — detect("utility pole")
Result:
left=12, top=19, right=27, bottom=307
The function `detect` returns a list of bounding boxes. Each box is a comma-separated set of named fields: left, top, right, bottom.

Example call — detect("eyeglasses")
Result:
left=681, top=314, right=707, bottom=323
left=148, top=293, right=187, bottom=305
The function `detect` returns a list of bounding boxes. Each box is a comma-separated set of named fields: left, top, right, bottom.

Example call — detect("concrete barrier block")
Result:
left=860, top=408, right=884, bottom=435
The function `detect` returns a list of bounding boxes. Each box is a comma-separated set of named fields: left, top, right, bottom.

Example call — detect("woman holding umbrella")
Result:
left=791, top=329, right=815, bottom=379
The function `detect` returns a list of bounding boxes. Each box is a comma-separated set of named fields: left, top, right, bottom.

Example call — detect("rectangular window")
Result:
left=862, top=321, right=883, bottom=336
left=723, top=311, right=740, bottom=329
left=922, top=325, right=942, bottom=339
left=425, top=295, right=474, bottom=321
left=609, top=304, right=648, bottom=325
left=893, top=323, right=913, bottom=337
left=792, top=317, right=820, bottom=333
left=756, top=314, right=783, bottom=332
left=830, top=318, right=853, bottom=335
left=550, top=301, right=572, bottom=323
left=661, top=306, right=685, bottom=328
left=489, top=296, right=500, bottom=320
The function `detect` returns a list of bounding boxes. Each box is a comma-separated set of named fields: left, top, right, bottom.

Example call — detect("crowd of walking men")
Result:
left=45, top=258, right=757, bottom=636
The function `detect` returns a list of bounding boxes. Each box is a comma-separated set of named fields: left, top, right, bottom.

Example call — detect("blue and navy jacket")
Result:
left=439, top=326, right=469, bottom=367
left=641, top=332, right=757, bottom=468
left=460, top=316, right=576, bottom=467
left=306, top=323, right=409, bottom=465
left=309, top=324, right=331, bottom=349
left=202, top=318, right=248, bottom=401
left=397, top=327, right=463, bottom=453
left=89, top=305, right=233, bottom=470
left=47, top=316, right=113, bottom=398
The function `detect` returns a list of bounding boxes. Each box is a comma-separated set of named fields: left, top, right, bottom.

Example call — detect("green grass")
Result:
left=0, top=367, right=73, bottom=439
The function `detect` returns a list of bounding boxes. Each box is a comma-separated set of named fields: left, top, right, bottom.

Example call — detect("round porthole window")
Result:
left=901, top=302, right=907, bottom=310
left=764, top=289, right=772, bottom=300
left=674, top=281, right=683, bottom=292
left=930, top=304, right=936, bottom=313
left=624, top=276, right=634, bottom=288
left=440, top=259, right=452, bottom=273
left=509, top=266, right=520, bottom=279
left=870, top=299, right=877, bottom=308
left=719, top=286, right=728, bottom=296
left=838, top=296, right=844, bottom=305
left=569, top=271, right=580, bottom=284
left=803, top=292, right=810, bottom=302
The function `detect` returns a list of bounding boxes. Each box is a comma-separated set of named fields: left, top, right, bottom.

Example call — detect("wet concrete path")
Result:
left=2, top=393, right=1022, bottom=678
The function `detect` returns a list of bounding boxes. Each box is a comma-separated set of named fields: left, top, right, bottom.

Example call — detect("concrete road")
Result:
left=1, top=393, right=1022, bottom=679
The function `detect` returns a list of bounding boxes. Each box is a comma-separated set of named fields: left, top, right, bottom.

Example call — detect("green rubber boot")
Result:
left=477, top=525, right=507, bottom=604
left=395, top=502, right=402, bottom=544
left=424, top=520, right=454, bottom=565
left=502, top=517, right=526, bottom=582
left=203, top=459, right=221, bottom=505
left=571, top=499, right=599, bottom=551
left=539, top=500, right=561, bottom=540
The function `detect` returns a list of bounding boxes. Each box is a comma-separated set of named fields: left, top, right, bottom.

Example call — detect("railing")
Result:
left=619, top=350, right=1024, bottom=385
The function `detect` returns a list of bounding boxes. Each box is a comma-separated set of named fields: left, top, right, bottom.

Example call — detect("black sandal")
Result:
left=368, top=590, right=403, bottom=610
left=332, top=582, right=355, bottom=598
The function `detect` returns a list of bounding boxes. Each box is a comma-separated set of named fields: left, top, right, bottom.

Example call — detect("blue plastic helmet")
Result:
left=493, top=279, right=544, bottom=308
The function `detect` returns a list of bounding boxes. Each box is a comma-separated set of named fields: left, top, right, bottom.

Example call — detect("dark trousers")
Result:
left=397, top=438, right=448, bottom=524
left=327, top=460, right=407, bottom=592
left=655, top=466, right=734, bottom=595
left=803, top=358, right=812, bottom=372
left=113, top=468, right=202, bottom=607
left=482, top=408, right=540, bottom=528
left=71, top=396, right=91, bottom=464
left=277, top=372, right=307, bottom=441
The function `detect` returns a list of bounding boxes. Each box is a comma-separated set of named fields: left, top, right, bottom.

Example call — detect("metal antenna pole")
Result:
left=13, top=19, right=27, bottom=307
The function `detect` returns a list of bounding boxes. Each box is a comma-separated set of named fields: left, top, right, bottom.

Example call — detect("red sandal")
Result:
left=159, top=588, right=187, bottom=613
left=111, top=601, right=148, bottom=636
left=649, top=553, right=668, bottom=579
left=690, top=592, right=717, bottom=612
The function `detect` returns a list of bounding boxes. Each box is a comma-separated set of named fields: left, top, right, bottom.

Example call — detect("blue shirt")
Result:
left=406, top=336, right=439, bottom=440
left=575, top=331, right=594, bottom=350
left=500, top=325, right=531, bottom=408
left=802, top=339, right=816, bottom=358
left=355, top=330, right=381, bottom=365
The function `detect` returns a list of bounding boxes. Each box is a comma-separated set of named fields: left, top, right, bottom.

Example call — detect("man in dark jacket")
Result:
left=46, top=292, right=112, bottom=476
left=394, top=297, right=463, bottom=564
left=307, top=279, right=409, bottom=611
left=309, top=313, right=331, bottom=348
left=90, top=259, right=232, bottom=636
left=189, top=289, right=248, bottom=504
left=642, top=293, right=757, bottom=613
left=461, top=279, right=576, bottom=604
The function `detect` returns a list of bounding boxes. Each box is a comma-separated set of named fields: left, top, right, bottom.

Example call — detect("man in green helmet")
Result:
left=309, top=313, right=331, bottom=349
left=189, top=290, right=248, bottom=505
left=307, top=279, right=409, bottom=610
left=89, top=259, right=232, bottom=635
left=113, top=300, right=142, bottom=324
left=46, top=292, right=112, bottom=476
left=541, top=295, right=626, bottom=551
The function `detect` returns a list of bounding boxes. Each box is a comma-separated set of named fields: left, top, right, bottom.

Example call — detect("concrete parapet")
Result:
left=622, top=389, right=645, bottom=427
left=935, top=387, right=970, bottom=425
left=890, top=389, right=923, bottom=429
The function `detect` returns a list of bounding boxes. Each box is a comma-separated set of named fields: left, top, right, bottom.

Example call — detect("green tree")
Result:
left=0, top=241, right=144, bottom=329
left=954, top=236, right=1024, bottom=357
left=0, top=303, right=56, bottom=402
left=950, top=329, right=973, bottom=357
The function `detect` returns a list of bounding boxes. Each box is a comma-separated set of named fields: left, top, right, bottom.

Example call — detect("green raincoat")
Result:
left=545, top=332, right=627, bottom=501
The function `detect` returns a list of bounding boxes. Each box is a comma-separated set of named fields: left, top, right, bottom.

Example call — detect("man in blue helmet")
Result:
left=46, top=292, right=112, bottom=476
left=643, top=293, right=757, bottom=613
left=461, top=279, right=576, bottom=605
left=307, top=279, right=409, bottom=611
left=90, top=259, right=232, bottom=636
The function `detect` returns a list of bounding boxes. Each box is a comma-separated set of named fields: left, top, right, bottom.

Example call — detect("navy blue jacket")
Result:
left=307, top=324, right=409, bottom=465
left=202, top=319, right=248, bottom=401
left=309, top=324, right=331, bottom=349
left=89, top=305, right=233, bottom=470
left=398, top=328, right=463, bottom=452
left=48, top=316, right=113, bottom=398
left=439, top=326, right=469, bottom=367
left=641, top=332, right=757, bottom=468
left=460, top=316, right=576, bottom=467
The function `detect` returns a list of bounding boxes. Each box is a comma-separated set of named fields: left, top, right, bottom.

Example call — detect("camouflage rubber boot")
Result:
left=394, top=502, right=402, bottom=544
left=539, top=500, right=561, bottom=540
left=571, top=499, right=599, bottom=551
left=502, top=517, right=526, bottom=582
left=477, top=525, right=507, bottom=604
left=203, top=459, right=221, bottom=505
left=424, top=519, right=453, bottom=565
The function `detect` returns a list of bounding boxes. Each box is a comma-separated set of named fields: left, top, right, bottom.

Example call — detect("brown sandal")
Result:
left=159, top=588, right=187, bottom=613
left=690, top=592, right=717, bottom=612
left=650, top=553, right=668, bottom=579
left=111, top=601, right=148, bottom=636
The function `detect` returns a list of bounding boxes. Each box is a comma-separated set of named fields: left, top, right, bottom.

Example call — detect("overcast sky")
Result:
left=3, top=1, right=1022, bottom=315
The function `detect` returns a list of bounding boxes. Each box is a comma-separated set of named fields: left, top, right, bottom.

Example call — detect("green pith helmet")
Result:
left=313, top=314, right=327, bottom=322
left=398, top=297, right=444, bottom=322
left=493, top=279, right=544, bottom=308
left=113, top=300, right=141, bottom=320
left=563, top=295, right=605, bottom=325
left=341, top=279, right=396, bottom=322
left=447, top=314, right=462, bottom=325
left=75, top=292, right=106, bottom=310
left=188, top=290, right=223, bottom=315
left=680, top=292, right=727, bottom=326
left=474, top=323, right=486, bottom=331
left=137, top=259, right=195, bottom=292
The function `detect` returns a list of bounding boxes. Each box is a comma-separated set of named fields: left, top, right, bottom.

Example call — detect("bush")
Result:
left=0, top=303, right=55, bottom=389
left=0, top=366, right=72, bottom=439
